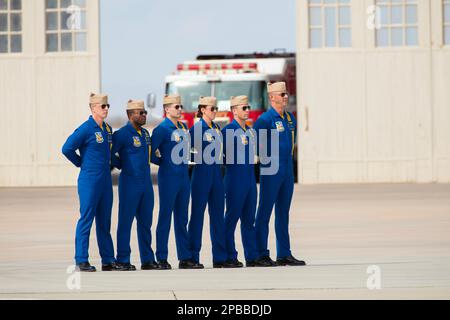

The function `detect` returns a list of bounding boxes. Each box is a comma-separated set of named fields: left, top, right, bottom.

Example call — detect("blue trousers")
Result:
left=188, top=166, right=227, bottom=264
left=75, top=172, right=115, bottom=265
left=116, top=174, right=155, bottom=264
left=224, top=168, right=259, bottom=262
left=156, top=171, right=192, bottom=261
left=255, top=162, right=294, bottom=259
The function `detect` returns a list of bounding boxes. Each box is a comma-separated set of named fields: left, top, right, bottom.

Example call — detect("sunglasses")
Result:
left=101, top=104, right=110, bottom=109
left=279, top=93, right=289, bottom=98
left=173, top=105, right=183, bottom=110
left=208, top=106, right=218, bottom=112
left=241, top=105, right=251, bottom=111
left=136, top=110, right=148, bottom=116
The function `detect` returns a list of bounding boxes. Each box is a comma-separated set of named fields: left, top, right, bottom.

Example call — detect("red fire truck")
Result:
left=164, top=51, right=297, bottom=129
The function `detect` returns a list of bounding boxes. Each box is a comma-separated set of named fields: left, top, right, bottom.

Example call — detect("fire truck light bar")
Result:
left=177, top=63, right=258, bottom=72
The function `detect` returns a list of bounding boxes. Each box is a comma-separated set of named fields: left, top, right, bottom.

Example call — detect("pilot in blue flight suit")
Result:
left=187, top=96, right=229, bottom=268
left=151, top=94, right=203, bottom=270
left=111, top=100, right=160, bottom=271
left=62, top=93, right=123, bottom=272
left=222, top=95, right=275, bottom=268
left=254, top=82, right=306, bottom=266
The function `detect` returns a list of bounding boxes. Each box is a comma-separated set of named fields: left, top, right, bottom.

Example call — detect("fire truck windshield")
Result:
left=215, top=81, right=268, bottom=111
left=167, top=80, right=268, bottom=113
left=167, top=81, right=212, bottom=112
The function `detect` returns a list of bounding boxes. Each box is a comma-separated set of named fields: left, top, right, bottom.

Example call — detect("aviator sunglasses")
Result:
left=137, top=110, right=148, bottom=116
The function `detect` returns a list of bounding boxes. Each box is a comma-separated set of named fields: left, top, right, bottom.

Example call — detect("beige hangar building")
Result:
left=296, top=0, right=450, bottom=184
left=1, top=0, right=449, bottom=187
left=0, top=0, right=100, bottom=187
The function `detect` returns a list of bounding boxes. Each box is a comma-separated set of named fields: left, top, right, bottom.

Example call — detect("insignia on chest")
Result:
left=275, top=121, right=285, bottom=132
left=95, top=132, right=104, bottom=143
left=205, top=132, right=213, bottom=143
left=240, top=134, right=248, bottom=146
left=173, top=132, right=181, bottom=143
left=133, top=136, right=142, bottom=147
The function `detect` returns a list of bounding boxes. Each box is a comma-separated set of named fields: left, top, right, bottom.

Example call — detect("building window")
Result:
left=308, top=0, right=352, bottom=48
left=375, top=0, right=418, bottom=47
left=444, top=0, right=450, bottom=45
left=45, top=0, right=87, bottom=52
left=0, top=0, right=22, bottom=54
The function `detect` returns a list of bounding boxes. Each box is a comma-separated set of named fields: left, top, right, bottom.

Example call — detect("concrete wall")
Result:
left=0, top=0, right=100, bottom=186
left=296, top=0, right=450, bottom=183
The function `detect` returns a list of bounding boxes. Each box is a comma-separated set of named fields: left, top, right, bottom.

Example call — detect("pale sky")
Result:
left=100, top=0, right=296, bottom=121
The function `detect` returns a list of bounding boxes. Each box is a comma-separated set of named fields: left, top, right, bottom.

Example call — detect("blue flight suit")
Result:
left=254, top=107, right=297, bottom=259
left=111, top=122, right=155, bottom=264
left=151, top=118, right=192, bottom=262
left=222, top=119, right=259, bottom=262
left=62, top=116, right=116, bottom=265
left=188, top=119, right=227, bottom=264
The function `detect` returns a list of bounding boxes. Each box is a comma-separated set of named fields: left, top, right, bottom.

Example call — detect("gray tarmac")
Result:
left=0, top=183, right=449, bottom=300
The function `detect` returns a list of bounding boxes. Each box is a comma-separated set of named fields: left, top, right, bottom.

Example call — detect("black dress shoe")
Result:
left=224, top=259, right=244, bottom=268
left=260, top=256, right=278, bottom=266
left=116, top=263, right=137, bottom=271
left=246, top=258, right=274, bottom=267
left=157, top=260, right=172, bottom=270
left=141, top=261, right=161, bottom=270
left=179, top=259, right=204, bottom=269
left=277, top=256, right=306, bottom=266
left=213, top=261, right=232, bottom=268
left=102, top=262, right=128, bottom=271
left=76, top=262, right=96, bottom=272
